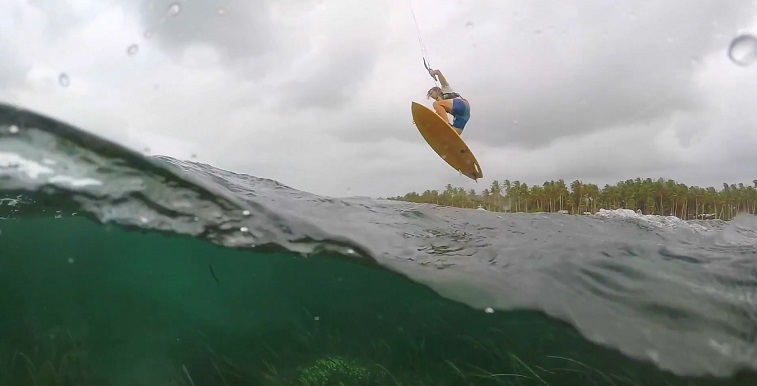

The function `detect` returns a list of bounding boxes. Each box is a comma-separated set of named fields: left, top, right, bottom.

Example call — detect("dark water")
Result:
left=1, top=102, right=756, bottom=386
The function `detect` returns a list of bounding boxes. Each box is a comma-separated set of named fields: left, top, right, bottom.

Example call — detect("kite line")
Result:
left=408, top=0, right=439, bottom=86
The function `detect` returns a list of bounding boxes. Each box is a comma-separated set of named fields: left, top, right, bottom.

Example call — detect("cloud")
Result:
left=405, top=0, right=757, bottom=149
left=134, top=0, right=278, bottom=62
left=1, top=0, right=757, bottom=198
left=0, top=39, right=30, bottom=90
left=25, top=0, right=117, bottom=37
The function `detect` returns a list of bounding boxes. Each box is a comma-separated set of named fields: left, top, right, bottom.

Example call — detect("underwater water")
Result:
left=1, top=102, right=757, bottom=386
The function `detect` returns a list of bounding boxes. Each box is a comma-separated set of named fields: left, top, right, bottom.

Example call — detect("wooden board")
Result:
left=411, top=101, right=483, bottom=181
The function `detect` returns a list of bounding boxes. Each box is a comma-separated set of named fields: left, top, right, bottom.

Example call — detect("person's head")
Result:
left=426, top=86, right=442, bottom=101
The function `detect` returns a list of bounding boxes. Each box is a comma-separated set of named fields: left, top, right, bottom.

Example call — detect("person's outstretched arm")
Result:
left=432, top=69, right=449, bottom=87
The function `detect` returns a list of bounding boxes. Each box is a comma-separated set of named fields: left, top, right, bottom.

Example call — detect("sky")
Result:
left=2, top=0, right=757, bottom=198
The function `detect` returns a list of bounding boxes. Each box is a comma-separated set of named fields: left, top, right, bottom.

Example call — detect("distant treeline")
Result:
left=387, top=178, right=757, bottom=220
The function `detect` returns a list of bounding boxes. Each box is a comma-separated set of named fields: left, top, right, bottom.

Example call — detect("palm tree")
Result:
left=481, top=188, right=491, bottom=210
left=387, top=177, right=756, bottom=220
left=569, top=180, right=584, bottom=214
left=490, top=180, right=502, bottom=211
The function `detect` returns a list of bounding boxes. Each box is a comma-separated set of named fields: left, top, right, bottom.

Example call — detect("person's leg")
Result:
left=432, top=99, right=453, bottom=123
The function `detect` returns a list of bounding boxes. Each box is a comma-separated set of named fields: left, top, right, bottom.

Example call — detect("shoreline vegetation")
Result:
left=387, top=178, right=757, bottom=221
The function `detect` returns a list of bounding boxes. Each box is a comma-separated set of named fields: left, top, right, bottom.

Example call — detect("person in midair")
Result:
left=426, top=69, right=471, bottom=135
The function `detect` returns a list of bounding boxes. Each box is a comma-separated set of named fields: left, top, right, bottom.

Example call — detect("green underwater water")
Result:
left=0, top=215, right=755, bottom=386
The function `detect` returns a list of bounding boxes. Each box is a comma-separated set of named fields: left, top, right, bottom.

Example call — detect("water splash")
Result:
left=167, top=2, right=181, bottom=17
left=58, top=73, right=70, bottom=87
left=728, top=34, right=757, bottom=66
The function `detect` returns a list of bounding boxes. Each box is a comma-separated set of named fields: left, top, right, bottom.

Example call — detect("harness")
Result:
left=424, top=58, right=464, bottom=101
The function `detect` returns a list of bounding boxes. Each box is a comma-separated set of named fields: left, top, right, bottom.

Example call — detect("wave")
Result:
left=1, top=102, right=756, bottom=385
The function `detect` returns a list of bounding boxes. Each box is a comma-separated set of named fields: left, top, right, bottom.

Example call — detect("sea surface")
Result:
left=1, top=102, right=756, bottom=385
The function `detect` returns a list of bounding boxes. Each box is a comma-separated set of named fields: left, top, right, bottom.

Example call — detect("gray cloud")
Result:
left=25, top=0, right=112, bottom=37
left=2, top=0, right=757, bottom=199
left=275, top=47, right=379, bottom=111
left=135, top=1, right=278, bottom=61
left=385, top=1, right=757, bottom=149
left=131, top=0, right=389, bottom=112
left=0, top=43, right=29, bottom=90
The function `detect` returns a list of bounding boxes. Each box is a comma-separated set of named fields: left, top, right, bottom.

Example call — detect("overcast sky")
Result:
left=3, top=0, right=757, bottom=198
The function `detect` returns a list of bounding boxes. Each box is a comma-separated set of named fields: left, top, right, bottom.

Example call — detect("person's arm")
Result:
left=432, top=69, right=450, bottom=87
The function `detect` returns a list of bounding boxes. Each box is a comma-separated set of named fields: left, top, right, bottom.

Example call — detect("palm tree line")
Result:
left=388, top=178, right=757, bottom=220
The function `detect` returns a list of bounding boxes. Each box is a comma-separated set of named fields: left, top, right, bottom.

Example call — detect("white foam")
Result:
left=0, top=152, right=103, bottom=188
left=593, top=208, right=709, bottom=232
left=0, top=152, right=53, bottom=179
left=49, top=175, right=102, bottom=187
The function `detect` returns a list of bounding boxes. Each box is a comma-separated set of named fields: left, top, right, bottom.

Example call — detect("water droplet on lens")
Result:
left=167, top=2, right=181, bottom=17
left=728, top=34, right=757, bottom=66
left=127, top=44, right=139, bottom=56
left=58, top=73, right=70, bottom=87
left=9, top=125, right=19, bottom=134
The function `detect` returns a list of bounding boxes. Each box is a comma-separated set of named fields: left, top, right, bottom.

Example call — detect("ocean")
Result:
left=1, top=102, right=756, bottom=385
